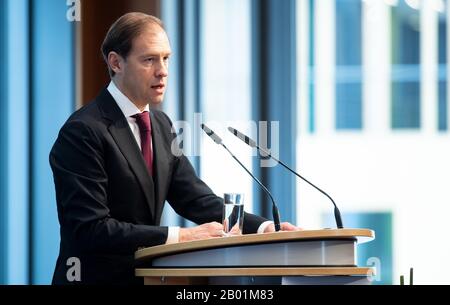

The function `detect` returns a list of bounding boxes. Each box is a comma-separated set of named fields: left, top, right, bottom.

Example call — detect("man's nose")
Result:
left=155, top=60, right=168, bottom=78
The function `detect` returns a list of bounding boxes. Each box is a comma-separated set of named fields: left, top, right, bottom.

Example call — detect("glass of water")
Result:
left=222, top=193, right=244, bottom=236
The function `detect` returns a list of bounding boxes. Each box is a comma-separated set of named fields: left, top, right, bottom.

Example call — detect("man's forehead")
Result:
left=133, top=26, right=171, bottom=54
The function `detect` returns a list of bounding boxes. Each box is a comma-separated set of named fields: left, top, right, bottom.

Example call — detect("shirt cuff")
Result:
left=165, top=226, right=180, bottom=244
left=257, top=221, right=274, bottom=234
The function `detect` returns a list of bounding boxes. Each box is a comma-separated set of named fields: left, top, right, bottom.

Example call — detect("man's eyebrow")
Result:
left=140, top=52, right=172, bottom=58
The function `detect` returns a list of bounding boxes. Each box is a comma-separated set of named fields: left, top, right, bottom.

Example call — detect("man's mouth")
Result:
left=151, top=83, right=165, bottom=90
left=151, top=83, right=165, bottom=95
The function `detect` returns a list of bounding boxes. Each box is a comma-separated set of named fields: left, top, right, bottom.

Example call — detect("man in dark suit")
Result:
left=50, top=12, right=298, bottom=285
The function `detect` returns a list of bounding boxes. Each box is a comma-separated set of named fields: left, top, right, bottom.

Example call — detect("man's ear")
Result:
left=108, top=51, right=124, bottom=75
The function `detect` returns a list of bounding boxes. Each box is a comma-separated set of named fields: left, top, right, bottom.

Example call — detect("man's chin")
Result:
left=149, top=96, right=165, bottom=107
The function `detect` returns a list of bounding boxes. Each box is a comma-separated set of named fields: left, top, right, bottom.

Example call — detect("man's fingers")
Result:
left=281, top=222, right=301, bottom=231
left=202, top=222, right=226, bottom=237
left=204, top=221, right=223, bottom=229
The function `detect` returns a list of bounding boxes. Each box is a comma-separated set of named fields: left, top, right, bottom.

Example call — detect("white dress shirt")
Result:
left=107, top=81, right=272, bottom=243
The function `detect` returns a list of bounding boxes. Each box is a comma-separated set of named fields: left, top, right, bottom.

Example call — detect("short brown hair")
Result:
left=101, top=12, right=164, bottom=77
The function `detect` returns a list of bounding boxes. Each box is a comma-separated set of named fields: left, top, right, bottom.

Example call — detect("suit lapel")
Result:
left=150, top=111, right=170, bottom=224
left=98, top=89, right=156, bottom=219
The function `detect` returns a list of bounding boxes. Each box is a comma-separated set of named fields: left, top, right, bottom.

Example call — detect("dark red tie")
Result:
left=132, top=111, right=153, bottom=176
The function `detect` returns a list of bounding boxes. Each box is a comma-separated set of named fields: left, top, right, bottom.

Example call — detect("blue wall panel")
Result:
left=266, top=0, right=297, bottom=224
left=31, top=0, right=74, bottom=284
left=0, top=0, right=30, bottom=285
left=0, top=0, right=8, bottom=285
left=251, top=0, right=297, bottom=224
left=6, top=0, right=30, bottom=284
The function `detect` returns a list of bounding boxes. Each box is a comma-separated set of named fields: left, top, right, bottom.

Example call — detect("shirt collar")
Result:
left=107, top=81, right=149, bottom=118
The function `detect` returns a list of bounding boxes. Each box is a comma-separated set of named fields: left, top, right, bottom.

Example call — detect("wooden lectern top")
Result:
left=135, top=228, right=374, bottom=263
left=136, top=267, right=376, bottom=278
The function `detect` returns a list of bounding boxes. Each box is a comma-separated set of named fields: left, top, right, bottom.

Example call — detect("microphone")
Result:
left=228, top=126, right=344, bottom=229
left=201, top=124, right=282, bottom=231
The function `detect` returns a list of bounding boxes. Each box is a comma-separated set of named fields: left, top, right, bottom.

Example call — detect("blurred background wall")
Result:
left=0, top=0, right=448, bottom=284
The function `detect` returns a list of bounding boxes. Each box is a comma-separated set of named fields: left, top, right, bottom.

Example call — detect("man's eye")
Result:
left=146, top=58, right=154, bottom=62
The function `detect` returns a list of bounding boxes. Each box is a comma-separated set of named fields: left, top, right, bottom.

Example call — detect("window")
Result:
left=335, top=0, right=363, bottom=130
left=438, top=1, right=447, bottom=131
left=199, top=0, right=254, bottom=212
left=391, top=2, right=421, bottom=129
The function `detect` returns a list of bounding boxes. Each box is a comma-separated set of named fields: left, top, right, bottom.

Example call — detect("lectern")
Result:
left=135, top=229, right=375, bottom=285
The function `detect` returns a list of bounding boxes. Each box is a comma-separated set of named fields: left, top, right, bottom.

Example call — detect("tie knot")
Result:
left=132, top=111, right=151, bottom=131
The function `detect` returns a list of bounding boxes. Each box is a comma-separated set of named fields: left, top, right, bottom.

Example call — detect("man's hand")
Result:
left=179, top=222, right=225, bottom=242
left=263, top=222, right=301, bottom=233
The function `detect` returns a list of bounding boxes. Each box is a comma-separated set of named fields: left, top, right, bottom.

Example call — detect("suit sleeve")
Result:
left=160, top=113, right=268, bottom=234
left=50, top=120, right=168, bottom=255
